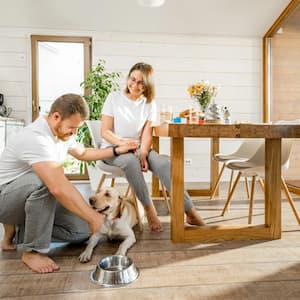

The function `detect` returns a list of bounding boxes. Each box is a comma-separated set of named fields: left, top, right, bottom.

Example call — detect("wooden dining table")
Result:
left=152, top=122, right=300, bottom=243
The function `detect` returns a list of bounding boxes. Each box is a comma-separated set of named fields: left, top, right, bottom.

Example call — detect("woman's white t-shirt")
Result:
left=101, top=92, right=157, bottom=148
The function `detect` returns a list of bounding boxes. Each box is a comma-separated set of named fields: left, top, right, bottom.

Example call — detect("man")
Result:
left=0, top=93, right=137, bottom=273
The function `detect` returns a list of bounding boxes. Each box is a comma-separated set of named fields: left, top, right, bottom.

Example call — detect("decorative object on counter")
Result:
left=187, top=81, right=220, bottom=118
left=205, top=100, right=223, bottom=123
left=173, top=116, right=182, bottom=123
left=159, top=104, right=173, bottom=123
left=179, top=108, right=200, bottom=124
left=223, top=106, right=231, bottom=124
left=0, top=93, right=12, bottom=117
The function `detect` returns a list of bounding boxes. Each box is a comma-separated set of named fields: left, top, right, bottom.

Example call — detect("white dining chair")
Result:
left=210, top=139, right=264, bottom=200
left=220, top=139, right=300, bottom=225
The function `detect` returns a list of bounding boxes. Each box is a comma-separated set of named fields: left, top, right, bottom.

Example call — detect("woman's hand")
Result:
left=139, top=151, right=149, bottom=172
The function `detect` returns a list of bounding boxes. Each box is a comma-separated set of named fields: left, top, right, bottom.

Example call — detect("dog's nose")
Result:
left=89, top=197, right=95, bottom=205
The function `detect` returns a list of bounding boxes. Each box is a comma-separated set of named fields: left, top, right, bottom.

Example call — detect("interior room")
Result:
left=1, top=0, right=300, bottom=299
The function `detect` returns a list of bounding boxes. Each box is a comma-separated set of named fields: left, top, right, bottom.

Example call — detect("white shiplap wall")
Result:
left=0, top=28, right=262, bottom=182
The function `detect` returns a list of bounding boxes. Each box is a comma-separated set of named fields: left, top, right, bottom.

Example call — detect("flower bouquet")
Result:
left=187, top=81, right=219, bottom=114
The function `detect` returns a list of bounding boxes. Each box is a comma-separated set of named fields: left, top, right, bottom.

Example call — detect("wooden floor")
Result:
left=1, top=182, right=300, bottom=299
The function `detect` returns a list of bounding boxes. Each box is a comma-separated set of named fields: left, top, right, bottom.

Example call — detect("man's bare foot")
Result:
left=1, top=224, right=17, bottom=251
left=22, top=252, right=60, bottom=273
left=144, top=204, right=162, bottom=232
left=186, top=208, right=206, bottom=226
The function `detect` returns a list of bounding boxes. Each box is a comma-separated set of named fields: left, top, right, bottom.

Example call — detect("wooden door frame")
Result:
left=262, top=0, right=300, bottom=194
left=31, top=35, right=91, bottom=120
left=262, top=0, right=299, bottom=122
left=31, top=35, right=92, bottom=180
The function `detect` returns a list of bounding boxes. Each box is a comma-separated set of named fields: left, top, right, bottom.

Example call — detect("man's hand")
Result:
left=89, top=212, right=105, bottom=234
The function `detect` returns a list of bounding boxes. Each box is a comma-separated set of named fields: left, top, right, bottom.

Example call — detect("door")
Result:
left=31, top=35, right=91, bottom=179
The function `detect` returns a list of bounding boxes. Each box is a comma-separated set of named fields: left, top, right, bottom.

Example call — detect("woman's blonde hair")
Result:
left=125, top=62, right=155, bottom=103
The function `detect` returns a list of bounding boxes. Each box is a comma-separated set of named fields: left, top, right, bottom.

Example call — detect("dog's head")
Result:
left=89, top=187, right=123, bottom=218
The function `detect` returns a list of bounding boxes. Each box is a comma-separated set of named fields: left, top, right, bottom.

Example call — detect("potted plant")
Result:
left=77, top=60, right=120, bottom=180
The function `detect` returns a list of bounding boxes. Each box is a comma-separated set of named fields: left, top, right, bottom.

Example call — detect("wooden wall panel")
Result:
left=271, top=22, right=300, bottom=181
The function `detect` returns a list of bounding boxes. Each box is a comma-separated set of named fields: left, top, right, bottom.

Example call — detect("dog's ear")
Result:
left=118, top=195, right=126, bottom=215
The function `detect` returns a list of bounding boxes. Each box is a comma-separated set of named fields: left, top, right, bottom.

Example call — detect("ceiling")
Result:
left=0, top=0, right=292, bottom=37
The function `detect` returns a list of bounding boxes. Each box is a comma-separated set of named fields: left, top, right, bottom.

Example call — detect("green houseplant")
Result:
left=77, top=59, right=120, bottom=172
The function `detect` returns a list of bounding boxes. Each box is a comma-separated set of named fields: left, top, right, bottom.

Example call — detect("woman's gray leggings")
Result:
left=0, top=172, right=89, bottom=252
left=103, top=149, right=193, bottom=212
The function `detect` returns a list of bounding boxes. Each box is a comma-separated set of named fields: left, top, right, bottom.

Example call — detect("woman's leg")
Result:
left=103, top=153, right=162, bottom=231
left=148, top=150, right=205, bottom=226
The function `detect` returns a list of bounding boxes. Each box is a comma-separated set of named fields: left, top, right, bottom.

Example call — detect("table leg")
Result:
left=152, top=136, right=160, bottom=197
left=210, top=137, right=219, bottom=196
left=170, top=137, right=185, bottom=242
left=265, top=138, right=281, bottom=239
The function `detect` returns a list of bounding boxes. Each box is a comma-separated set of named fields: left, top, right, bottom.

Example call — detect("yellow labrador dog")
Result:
left=79, top=187, right=144, bottom=263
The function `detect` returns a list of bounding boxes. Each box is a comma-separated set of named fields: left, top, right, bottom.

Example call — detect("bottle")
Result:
left=223, top=106, right=231, bottom=124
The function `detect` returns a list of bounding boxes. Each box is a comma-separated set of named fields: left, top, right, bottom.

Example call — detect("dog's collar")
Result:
left=111, top=211, right=121, bottom=221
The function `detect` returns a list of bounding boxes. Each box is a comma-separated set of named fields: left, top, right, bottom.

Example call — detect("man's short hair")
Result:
left=49, top=93, right=89, bottom=120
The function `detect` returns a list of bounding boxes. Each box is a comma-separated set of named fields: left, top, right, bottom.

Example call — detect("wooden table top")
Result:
left=153, top=123, right=300, bottom=138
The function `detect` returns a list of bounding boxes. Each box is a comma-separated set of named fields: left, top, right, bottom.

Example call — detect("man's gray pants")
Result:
left=0, top=171, right=89, bottom=253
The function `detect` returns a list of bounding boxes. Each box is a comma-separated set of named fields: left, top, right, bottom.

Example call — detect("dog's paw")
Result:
left=79, top=250, right=92, bottom=263
left=115, top=249, right=127, bottom=256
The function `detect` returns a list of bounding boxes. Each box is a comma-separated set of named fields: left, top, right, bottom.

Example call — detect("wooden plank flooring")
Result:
left=1, top=182, right=300, bottom=299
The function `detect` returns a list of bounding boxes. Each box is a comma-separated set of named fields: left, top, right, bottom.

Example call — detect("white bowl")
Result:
left=91, top=255, right=139, bottom=287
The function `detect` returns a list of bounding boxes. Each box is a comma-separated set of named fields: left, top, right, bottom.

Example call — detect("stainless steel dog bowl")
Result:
left=90, top=255, right=139, bottom=287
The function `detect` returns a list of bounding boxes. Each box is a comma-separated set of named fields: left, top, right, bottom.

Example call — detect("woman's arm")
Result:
left=139, top=120, right=153, bottom=172
left=101, top=114, right=138, bottom=146
left=140, top=120, right=153, bottom=154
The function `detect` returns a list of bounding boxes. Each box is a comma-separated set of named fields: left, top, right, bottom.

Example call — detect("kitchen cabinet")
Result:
left=0, top=117, right=25, bottom=154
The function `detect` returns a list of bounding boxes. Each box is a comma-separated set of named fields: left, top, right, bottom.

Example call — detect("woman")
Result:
left=101, top=62, right=205, bottom=231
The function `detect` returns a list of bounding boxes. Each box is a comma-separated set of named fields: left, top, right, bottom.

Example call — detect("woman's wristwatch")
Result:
left=112, top=145, right=119, bottom=156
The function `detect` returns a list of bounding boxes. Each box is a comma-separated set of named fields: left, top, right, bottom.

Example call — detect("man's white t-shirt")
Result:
left=0, top=116, right=80, bottom=185
left=101, top=92, right=157, bottom=148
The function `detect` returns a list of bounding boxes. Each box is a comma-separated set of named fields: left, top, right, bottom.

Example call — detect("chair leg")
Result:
left=131, top=190, right=144, bottom=231
left=258, top=177, right=265, bottom=192
left=161, top=181, right=171, bottom=213
left=281, top=176, right=300, bottom=225
left=244, top=176, right=250, bottom=199
left=227, top=170, right=234, bottom=198
left=110, top=177, right=115, bottom=187
left=124, top=185, right=131, bottom=197
left=248, top=175, right=256, bottom=224
left=96, top=174, right=107, bottom=193
left=221, top=171, right=242, bottom=216
left=210, top=163, right=226, bottom=200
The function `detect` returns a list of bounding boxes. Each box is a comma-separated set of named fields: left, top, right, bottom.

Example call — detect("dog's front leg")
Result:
left=114, top=222, right=136, bottom=256
left=79, top=232, right=106, bottom=263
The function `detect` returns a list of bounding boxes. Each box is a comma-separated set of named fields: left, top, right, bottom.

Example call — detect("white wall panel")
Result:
left=0, top=28, right=262, bottom=182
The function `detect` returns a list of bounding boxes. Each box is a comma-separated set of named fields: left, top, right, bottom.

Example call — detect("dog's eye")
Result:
left=105, top=192, right=110, bottom=197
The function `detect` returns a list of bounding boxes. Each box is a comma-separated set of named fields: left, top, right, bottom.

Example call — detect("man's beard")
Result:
left=55, top=124, right=73, bottom=141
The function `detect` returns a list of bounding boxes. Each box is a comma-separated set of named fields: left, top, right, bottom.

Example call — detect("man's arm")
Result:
left=68, top=142, right=137, bottom=161
left=32, top=161, right=103, bottom=234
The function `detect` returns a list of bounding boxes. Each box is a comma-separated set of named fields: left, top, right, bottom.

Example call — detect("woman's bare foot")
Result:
left=1, top=224, right=17, bottom=251
left=22, top=252, right=60, bottom=273
left=186, top=208, right=206, bottom=226
left=144, top=204, right=162, bottom=232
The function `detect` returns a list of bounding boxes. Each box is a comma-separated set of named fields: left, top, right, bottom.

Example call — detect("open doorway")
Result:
left=31, top=35, right=91, bottom=179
